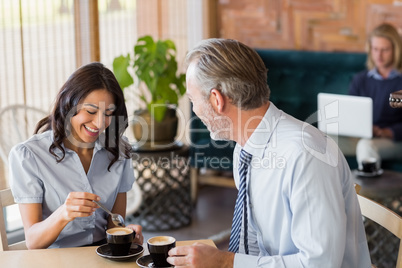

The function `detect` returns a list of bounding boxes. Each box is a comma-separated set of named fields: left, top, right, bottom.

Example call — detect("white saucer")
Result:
left=96, top=243, right=143, bottom=261
left=136, top=254, right=173, bottom=268
left=354, top=168, right=384, bottom=178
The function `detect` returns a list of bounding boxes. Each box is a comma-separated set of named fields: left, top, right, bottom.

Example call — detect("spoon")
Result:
left=93, top=200, right=125, bottom=227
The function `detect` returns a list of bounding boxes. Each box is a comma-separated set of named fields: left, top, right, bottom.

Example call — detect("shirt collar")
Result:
left=242, top=102, right=283, bottom=158
left=367, top=68, right=401, bottom=80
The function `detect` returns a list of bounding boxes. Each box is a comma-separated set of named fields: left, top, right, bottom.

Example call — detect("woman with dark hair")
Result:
left=9, top=62, right=143, bottom=249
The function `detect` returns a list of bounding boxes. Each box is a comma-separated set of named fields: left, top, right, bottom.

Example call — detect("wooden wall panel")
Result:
left=216, top=0, right=402, bottom=52
left=367, top=4, right=402, bottom=35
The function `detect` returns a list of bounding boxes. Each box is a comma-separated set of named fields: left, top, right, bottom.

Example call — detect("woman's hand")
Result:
left=19, top=191, right=100, bottom=249
left=126, top=224, right=144, bottom=245
left=62, top=192, right=99, bottom=222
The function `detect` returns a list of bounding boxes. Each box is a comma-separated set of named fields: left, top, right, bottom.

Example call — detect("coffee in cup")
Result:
left=361, top=157, right=377, bottom=173
left=147, top=236, right=176, bottom=267
left=106, top=227, right=134, bottom=256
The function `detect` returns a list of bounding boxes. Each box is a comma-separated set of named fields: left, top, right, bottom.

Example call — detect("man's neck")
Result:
left=377, top=66, right=394, bottom=79
left=233, top=102, right=270, bottom=147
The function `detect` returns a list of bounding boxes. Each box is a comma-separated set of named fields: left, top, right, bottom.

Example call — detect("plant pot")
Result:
left=132, top=108, right=178, bottom=151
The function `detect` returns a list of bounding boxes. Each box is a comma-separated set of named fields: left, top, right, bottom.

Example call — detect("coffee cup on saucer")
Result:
left=361, top=157, right=377, bottom=174
left=147, top=236, right=176, bottom=267
left=106, top=227, right=135, bottom=256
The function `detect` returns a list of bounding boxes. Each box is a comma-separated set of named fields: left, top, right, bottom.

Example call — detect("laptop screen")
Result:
left=317, top=93, right=373, bottom=138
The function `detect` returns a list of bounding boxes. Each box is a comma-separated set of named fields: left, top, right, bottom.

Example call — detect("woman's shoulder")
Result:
left=10, top=131, right=53, bottom=156
left=22, top=130, right=52, bottom=146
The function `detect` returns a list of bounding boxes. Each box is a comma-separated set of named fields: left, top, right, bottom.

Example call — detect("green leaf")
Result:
left=112, top=55, right=134, bottom=90
left=156, top=77, right=178, bottom=105
left=177, top=74, right=186, bottom=95
left=112, top=35, right=186, bottom=120
left=135, top=36, right=155, bottom=51
left=147, top=99, right=167, bottom=122
left=139, top=95, right=148, bottom=106
left=164, top=39, right=176, bottom=50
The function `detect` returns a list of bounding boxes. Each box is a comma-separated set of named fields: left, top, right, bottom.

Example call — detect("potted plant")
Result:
left=113, top=35, right=186, bottom=150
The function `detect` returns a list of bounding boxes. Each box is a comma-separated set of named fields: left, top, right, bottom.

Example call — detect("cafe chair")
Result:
left=354, top=184, right=402, bottom=268
left=0, top=104, right=47, bottom=165
left=0, top=188, right=26, bottom=251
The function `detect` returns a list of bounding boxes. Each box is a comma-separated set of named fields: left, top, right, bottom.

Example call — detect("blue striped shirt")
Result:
left=232, top=103, right=371, bottom=267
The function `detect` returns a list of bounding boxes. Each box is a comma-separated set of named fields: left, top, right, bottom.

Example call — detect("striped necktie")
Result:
left=228, top=149, right=252, bottom=254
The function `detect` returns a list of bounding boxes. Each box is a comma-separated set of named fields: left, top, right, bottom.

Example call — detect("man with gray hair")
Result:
left=167, top=38, right=370, bottom=267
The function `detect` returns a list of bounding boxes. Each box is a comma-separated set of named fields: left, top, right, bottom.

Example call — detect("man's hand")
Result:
left=373, top=126, right=393, bottom=139
left=167, top=243, right=235, bottom=268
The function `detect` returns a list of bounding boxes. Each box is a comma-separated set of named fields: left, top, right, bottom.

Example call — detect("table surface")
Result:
left=0, top=239, right=216, bottom=268
left=353, top=169, right=402, bottom=199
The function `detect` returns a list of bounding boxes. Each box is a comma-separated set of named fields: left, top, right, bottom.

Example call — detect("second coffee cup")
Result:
left=147, top=236, right=176, bottom=267
left=106, top=227, right=135, bottom=256
left=361, top=157, right=377, bottom=173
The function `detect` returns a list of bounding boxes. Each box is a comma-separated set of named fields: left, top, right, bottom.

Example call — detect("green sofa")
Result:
left=256, top=49, right=366, bottom=125
left=189, top=49, right=402, bottom=175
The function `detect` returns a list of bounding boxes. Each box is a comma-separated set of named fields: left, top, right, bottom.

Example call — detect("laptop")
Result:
left=317, top=93, right=373, bottom=138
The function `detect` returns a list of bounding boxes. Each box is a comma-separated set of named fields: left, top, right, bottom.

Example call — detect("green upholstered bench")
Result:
left=256, top=49, right=366, bottom=124
left=256, top=49, right=367, bottom=170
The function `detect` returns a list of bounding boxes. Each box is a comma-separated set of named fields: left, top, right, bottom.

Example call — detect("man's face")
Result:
left=186, top=62, right=232, bottom=141
left=370, top=36, right=394, bottom=70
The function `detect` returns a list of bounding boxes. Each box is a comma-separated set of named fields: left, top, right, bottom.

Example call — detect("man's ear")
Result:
left=209, top=88, right=225, bottom=113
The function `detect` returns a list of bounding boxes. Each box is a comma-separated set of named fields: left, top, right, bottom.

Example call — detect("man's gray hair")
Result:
left=185, top=38, right=270, bottom=110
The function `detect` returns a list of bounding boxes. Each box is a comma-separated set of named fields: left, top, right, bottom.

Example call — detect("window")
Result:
left=1, top=0, right=190, bottom=240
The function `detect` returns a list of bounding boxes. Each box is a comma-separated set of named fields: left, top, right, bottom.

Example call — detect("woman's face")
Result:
left=69, top=89, right=116, bottom=145
left=370, top=36, right=394, bottom=71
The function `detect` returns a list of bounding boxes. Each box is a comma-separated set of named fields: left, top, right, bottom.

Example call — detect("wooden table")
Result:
left=353, top=169, right=402, bottom=200
left=0, top=239, right=216, bottom=268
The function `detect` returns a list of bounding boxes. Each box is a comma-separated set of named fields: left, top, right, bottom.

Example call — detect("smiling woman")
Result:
left=8, top=62, right=143, bottom=249
left=65, top=89, right=117, bottom=173
left=0, top=0, right=191, bottom=247
left=34, top=62, right=130, bottom=170
left=68, top=91, right=116, bottom=146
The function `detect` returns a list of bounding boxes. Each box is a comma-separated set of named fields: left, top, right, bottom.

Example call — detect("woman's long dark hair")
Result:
left=35, top=62, right=131, bottom=170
